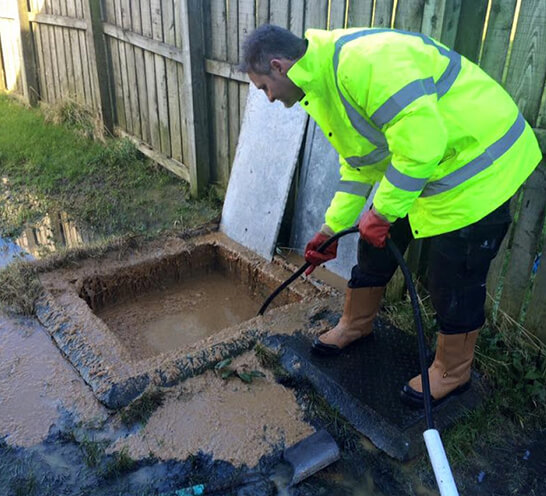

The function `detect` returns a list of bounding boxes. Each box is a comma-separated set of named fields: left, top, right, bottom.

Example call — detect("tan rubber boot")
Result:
left=311, top=286, right=384, bottom=355
left=401, top=329, right=479, bottom=407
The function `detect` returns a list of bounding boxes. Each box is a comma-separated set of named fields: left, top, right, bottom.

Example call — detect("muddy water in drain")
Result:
left=97, top=272, right=261, bottom=358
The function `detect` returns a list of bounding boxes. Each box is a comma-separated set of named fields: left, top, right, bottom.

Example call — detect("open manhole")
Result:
left=36, top=232, right=324, bottom=409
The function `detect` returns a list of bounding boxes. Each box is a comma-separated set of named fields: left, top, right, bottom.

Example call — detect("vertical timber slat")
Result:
left=454, top=0, right=488, bottom=63
left=88, top=0, right=114, bottom=132
left=498, top=164, right=546, bottom=321
left=479, top=0, right=517, bottom=83
left=346, top=0, right=374, bottom=28
left=440, top=0, right=462, bottom=48
left=17, top=0, right=39, bottom=104
left=180, top=0, right=210, bottom=197
left=502, top=0, right=546, bottom=126
left=164, top=0, right=182, bottom=162
left=208, top=0, right=230, bottom=187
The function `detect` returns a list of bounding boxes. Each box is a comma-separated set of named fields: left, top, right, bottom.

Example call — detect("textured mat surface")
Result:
left=267, top=317, right=484, bottom=460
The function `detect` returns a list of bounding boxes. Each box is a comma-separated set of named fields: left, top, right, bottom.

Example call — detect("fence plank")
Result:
left=121, top=0, right=141, bottom=137
left=226, top=0, right=239, bottom=166
left=75, top=0, right=94, bottom=109
left=65, top=0, right=81, bottom=101
left=524, top=211, right=546, bottom=342
left=151, top=0, right=170, bottom=155
left=440, top=0, right=462, bottom=48
left=502, top=0, right=546, bottom=126
left=373, top=0, right=394, bottom=27
left=257, top=0, right=269, bottom=27
left=87, top=0, right=114, bottom=131
left=329, top=0, right=347, bottom=30
left=305, top=0, right=328, bottom=29
left=181, top=0, right=210, bottom=196
left=238, top=0, right=254, bottom=129
left=141, top=0, right=160, bottom=150
left=498, top=164, right=546, bottom=321
left=346, top=0, right=373, bottom=28
left=104, top=0, right=125, bottom=129
left=479, top=0, right=517, bottom=83
left=207, top=0, right=230, bottom=186
left=454, top=0, right=487, bottom=63
left=51, top=0, right=69, bottom=99
left=131, top=0, right=150, bottom=143
left=290, top=0, right=305, bottom=35
left=29, top=0, right=47, bottom=100
left=17, top=0, right=39, bottom=104
left=393, top=0, right=423, bottom=32
left=421, top=0, right=447, bottom=39
left=173, top=0, right=190, bottom=166
left=164, top=0, right=182, bottom=162
left=270, top=0, right=289, bottom=28
left=31, top=1, right=53, bottom=102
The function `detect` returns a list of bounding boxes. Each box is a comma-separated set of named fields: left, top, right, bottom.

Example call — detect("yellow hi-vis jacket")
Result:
left=287, top=28, right=542, bottom=238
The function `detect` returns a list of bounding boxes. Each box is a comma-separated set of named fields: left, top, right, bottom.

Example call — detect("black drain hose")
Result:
left=258, top=226, right=434, bottom=429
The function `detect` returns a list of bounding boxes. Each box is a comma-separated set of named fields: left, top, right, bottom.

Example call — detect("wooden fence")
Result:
left=1, top=0, right=545, bottom=340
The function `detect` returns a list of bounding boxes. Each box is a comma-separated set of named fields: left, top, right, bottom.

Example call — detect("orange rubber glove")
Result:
left=358, top=208, right=391, bottom=248
left=304, top=231, right=338, bottom=275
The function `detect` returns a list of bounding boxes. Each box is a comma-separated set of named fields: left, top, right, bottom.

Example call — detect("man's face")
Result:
left=248, top=58, right=304, bottom=108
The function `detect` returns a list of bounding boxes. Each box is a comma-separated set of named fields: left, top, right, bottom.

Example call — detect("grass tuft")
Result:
left=120, top=389, right=166, bottom=428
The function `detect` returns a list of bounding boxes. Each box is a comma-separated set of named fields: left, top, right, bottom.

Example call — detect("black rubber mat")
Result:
left=266, top=317, right=483, bottom=460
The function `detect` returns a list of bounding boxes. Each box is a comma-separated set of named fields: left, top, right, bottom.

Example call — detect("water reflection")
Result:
left=1, top=211, right=94, bottom=267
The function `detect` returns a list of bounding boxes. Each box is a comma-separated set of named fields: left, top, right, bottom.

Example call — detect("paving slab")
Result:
left=266, top=317, right=484, bottom=461
left=220, top=85, right=308, bottom=261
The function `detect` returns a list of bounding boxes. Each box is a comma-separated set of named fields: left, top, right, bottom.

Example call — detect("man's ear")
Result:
left=270, top=58, right=285, bottom=75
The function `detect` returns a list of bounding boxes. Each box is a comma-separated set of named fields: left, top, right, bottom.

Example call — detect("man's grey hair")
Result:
left=239, top=24, right=307, bottom=74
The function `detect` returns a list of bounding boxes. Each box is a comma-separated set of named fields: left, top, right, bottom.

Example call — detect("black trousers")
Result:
left=349, top=201, right=511, bottom=334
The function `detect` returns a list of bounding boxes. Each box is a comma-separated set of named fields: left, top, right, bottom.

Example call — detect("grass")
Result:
left=119, top=389, right=166, bottom=428
left=0, top=94, right=220, bottom=240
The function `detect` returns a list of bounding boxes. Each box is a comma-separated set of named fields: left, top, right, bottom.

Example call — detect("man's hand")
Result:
left=304, top=229, right=338, bottom=275
left=359, top=207, right=391, bottom=248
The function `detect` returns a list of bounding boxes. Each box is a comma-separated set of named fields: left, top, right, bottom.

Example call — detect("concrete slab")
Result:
left=266, top=317, right=484, bottom=461
left=290, top=121, right=377, bottom=280
left=220, top=85, right=308, bottom=261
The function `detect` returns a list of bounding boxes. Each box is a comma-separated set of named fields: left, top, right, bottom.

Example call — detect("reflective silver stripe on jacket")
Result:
left=337, top=180, right=373, bottom=197
left=333, top=29, right=462, bottom=167
left=385, top=165, right=429, bottom=192
left=421, top=113, right=526, bottom=197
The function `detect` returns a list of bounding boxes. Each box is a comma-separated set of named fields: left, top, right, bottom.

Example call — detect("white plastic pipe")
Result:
left=423, top=429, right=459, bottom=496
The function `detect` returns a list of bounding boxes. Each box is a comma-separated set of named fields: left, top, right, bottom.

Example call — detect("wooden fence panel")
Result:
left=502, top=0, right=546, bottom=127
left=479, top=0, right=517, bottom=84
left=346, top=0, right=373, bottom=28
left=393, top=0, right=424, bottom=32
left=206, top=0, right=230, bottom=186
left=104, top=0, right=126, bottom=129
left=498, top=164, right=546, bottom=321
left=0, top=2, right=23, bottom=95
left=454, top=0, right=487, bottom=63
left=373, top=0, right=394, bottom=27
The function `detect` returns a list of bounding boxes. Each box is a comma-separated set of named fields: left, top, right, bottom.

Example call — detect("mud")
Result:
left=35, top=232, right=331, bottom=408
left=97, top=272, right=262, bottom=360
left=108, top=352, right=315, bottom=467
left=0, top=313, right=107, bottom=447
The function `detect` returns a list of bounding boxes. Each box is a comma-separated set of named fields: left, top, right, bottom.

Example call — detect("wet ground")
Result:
left=0, top=229, right=545, bottom=496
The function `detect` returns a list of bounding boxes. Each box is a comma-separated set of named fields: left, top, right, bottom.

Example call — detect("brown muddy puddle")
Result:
left=97, top=272, right=262, bottom=359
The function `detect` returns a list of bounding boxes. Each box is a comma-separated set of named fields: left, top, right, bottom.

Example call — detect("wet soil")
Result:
left=97, top=272, right=262, bottom=360
left=1, top=234, right=545, bottom=495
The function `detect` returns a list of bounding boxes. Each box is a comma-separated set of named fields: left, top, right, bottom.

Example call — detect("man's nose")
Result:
left=267, top=91, right=275, bottom=102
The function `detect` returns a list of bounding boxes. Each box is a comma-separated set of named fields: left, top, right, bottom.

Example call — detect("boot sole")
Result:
left=310, top=334, right=372, bottom=356
left=400, top=380, right=471, bottom=409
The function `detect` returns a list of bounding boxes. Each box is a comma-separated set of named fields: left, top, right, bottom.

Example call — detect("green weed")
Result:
left=80, top=436, right=107, bottom=468
left=120, top=389, right=166, bottom=428
left=101, top=447, right=137, bottom=479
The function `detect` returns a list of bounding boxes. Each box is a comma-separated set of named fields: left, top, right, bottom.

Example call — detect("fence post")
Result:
left=180, top=0, right=210, bottom=198
left=16, top=0, right=39, bottom=105
left=85, top=0, right=114, bottom=133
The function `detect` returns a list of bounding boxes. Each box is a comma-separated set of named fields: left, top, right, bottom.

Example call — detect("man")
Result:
left=239, top=25, right=542, bottom=406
